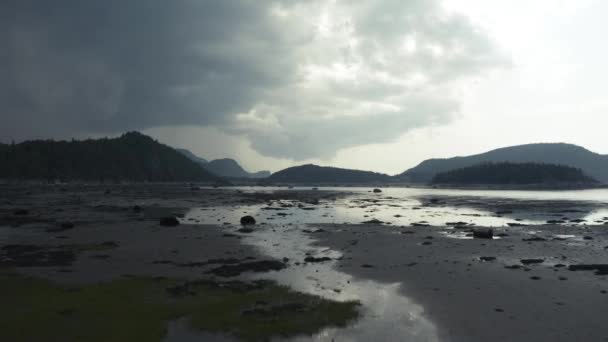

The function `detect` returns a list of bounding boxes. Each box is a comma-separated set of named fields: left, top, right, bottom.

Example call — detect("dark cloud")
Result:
left=0, top=0, right=505, bottom=159
left=0, top=0, right=294, bottom=138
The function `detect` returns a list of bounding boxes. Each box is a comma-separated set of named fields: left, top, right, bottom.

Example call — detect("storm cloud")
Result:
left=0, top=0, right=505, bottom=159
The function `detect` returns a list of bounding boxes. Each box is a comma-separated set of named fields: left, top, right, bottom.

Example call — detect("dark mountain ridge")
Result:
left=399, top=143, right=608, bottom=183
left=0, top=132, right=218, bottom=182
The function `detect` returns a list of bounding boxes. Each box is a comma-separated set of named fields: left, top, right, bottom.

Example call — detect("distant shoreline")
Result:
left=426, top=183, right=608, bottom=191
left=1, top=179, right=606, bottom=191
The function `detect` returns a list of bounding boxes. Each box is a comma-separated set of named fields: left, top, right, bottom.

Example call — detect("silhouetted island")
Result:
left=264, top=164, right=390, bottom=185
left=0, top=132, right=219, bottom=182
left=431, top=162, right=598, bottom=187
left=399, top=143, right=608, bottom=183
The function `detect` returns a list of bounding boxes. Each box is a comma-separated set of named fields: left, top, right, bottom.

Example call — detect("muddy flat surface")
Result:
left=309, top=223, right=608, bottom=342
left=2, top=184, right=608, bottom=341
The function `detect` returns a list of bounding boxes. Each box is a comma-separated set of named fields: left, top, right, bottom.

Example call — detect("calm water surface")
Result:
left=187, top=187, right=608, bottom=227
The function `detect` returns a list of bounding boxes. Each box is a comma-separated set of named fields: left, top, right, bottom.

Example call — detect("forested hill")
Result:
left=265, top=164, right=391, bottom=184
left=431, top=162, right=598, bottom=186
left=0, top=132, right=219, bottom=182
left=399, top=143, right=608, bottom=183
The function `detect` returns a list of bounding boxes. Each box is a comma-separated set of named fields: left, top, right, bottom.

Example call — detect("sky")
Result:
left=1, top=0, right=607, bottom=175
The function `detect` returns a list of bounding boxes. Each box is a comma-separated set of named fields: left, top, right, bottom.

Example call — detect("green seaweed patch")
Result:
left=0, top=274, right=360, bottom=341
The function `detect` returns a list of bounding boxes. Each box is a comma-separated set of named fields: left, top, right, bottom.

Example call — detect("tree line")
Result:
left=431, top=162, right=598, bottom=185
left=0, top=132, right=218, bottom=182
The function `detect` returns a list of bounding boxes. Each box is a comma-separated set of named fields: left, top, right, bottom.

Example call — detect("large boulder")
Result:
left=240, top=215, right=256, bottom=225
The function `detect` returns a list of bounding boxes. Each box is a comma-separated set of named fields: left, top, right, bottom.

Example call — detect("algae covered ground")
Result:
left=0, top=269, right=360, bottom=341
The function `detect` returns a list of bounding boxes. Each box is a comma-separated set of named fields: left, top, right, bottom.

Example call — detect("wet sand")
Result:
left=0, top=184, right=340, bottom=284
left=2, top=184, right=608, bottom=341
left=311, top=223, right=608, bottom=342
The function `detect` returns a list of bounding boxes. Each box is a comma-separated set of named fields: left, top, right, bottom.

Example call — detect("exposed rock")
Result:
left=522, top=236, right=547, bottom=242
left=304, top=256, right=332, bottom=263
left=207, top=260, right=286, bottom=277
left=568, top=264, right=608, bottom=275
left=446, top=222, right=470, bottom=227
left=362, top=219, right=384, bottom=224
left=160, top=217, right=180, bottom=227
left=179, top=258, right=240, bottom=268
left=473, top=228, right=493, bottom=239
left=505, top=265, right=523, bottom=270
left=240, top=216, right=256, bottom=225
left=373, top=189, right=382, bottom=193
left=302, top=229, right=326, bottom=234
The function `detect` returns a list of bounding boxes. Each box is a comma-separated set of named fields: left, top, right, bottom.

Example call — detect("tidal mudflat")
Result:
left=2, top=184, right=608, bottom=341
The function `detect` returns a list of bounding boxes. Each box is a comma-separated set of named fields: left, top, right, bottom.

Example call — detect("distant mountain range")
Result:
left=175, top=149, right=208, bottom=165
left=264, top=164, right=391, bottom=184
left=0, top=132, right=219, bottom=182
left=3, top=133, right=606, bottom=186
left=399, top=143, right=608, bottom=183
left=176, top=149, right=270, bottom=179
